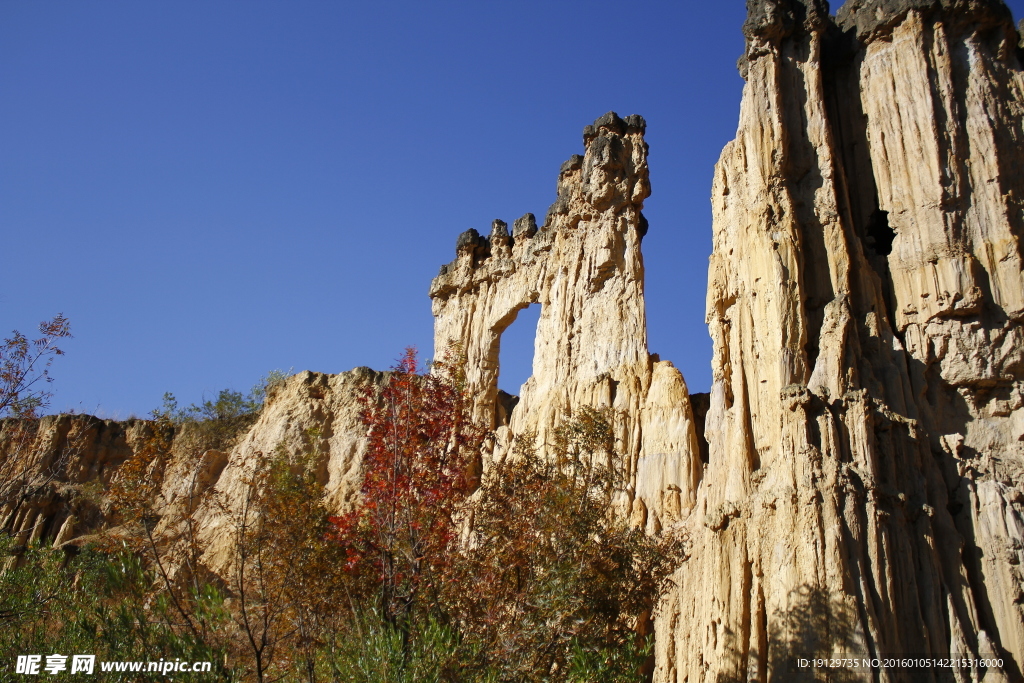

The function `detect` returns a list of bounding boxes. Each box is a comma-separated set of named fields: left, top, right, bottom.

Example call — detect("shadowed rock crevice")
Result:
left=689, top=392, right=711, bottom=464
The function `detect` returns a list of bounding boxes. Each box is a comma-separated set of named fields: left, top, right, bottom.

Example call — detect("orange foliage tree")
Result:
left=442, top=413, right=686, bottom=680
left=0, top=315, right=72, bottom=534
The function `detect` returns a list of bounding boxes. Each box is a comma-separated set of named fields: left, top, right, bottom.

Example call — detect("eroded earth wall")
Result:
left=0, top=369, right=381, bottom=574
left=655, top=1, right=1024, bottom=681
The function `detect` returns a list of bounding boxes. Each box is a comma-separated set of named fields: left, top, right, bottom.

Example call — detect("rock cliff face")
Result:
left=429, top=112, right=703, bottom=530
left=0, top=368, right=382, bottom=573
left=182, top=369, right=382, bottom=572
left=0, top=415, right=148, bottom=553
left=653, top=1, right=1024, bottom=681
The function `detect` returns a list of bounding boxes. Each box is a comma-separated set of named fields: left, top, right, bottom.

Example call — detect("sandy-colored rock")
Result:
left=0, top=369, right=381, bottom=575
left=654, top=1, right=1024, bottom=681
left=188, top=368, right=381, bottom=572
left=0, top=415, right=150, bottom=547
left=429, top=112, right=703, bottom=529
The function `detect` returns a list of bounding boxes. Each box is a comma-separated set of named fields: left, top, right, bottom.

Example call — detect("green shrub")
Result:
left=0, top=537, right=233, bottom=681
left=326, top=611, right=486, bottom=683
left=153, top=370, right=292, bottom=424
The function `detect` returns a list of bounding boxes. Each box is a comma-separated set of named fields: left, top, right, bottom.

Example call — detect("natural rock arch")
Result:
left=429, top=112, right=704, bottom=531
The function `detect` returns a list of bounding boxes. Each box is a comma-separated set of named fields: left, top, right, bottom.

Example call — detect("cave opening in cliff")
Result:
left=497, top=303, right=541, bottom=403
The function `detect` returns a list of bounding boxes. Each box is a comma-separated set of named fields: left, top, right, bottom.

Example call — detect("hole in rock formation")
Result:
left=497, top=303, right=541, bottom=401
left=865, top=209, right=895, bottom=256
left=689, top=392, right=711, bottom=464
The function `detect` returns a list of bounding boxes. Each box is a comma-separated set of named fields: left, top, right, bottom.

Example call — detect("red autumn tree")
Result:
left=331, top=347, right=487, bottom=629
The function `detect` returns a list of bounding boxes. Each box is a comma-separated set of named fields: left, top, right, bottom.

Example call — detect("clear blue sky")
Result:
left=2, top=2, right=1022, bottom=418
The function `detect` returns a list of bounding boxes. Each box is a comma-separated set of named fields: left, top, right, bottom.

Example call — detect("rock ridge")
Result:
left=0, top=368, right=384, bottom=574
left=836, top=0, right=1015, bottom=40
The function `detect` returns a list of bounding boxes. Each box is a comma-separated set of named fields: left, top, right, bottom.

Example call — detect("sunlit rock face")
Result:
left=187, top=368, right=382, bottom=573
left=654, top=1, right=1024, bottom=681
left=0, top=370, right=383, bottom=576
left=429, top=112, right=703, bottom=532
left=0, top=415, right=148, bottom=552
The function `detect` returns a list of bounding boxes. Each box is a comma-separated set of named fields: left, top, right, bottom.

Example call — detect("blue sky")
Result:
left=2, top=2, right=1022, bottom=418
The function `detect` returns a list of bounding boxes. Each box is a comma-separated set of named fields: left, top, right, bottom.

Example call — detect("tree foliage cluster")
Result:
left=0, top=314, right=71, bottom=419
left=0, top=349, right=685, bottom=682
left=149, top=369, right=292, bottom=453
left=154, top=369, right=291, bottom=426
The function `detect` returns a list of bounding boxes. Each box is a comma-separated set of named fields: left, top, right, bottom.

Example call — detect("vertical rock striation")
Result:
left=0, top=416, right=149, bottom=552
left=656, top=1, right=1024, bottom=681
left=429, top=113, right=703, bottom=531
